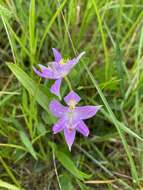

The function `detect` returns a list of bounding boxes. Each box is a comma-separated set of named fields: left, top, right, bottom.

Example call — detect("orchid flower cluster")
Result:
left=33, top=48, right=101, bottom=150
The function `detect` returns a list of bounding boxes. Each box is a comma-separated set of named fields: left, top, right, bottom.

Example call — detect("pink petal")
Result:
left=52, top=118, right=65, bottom=134
left=75, top=105, right=101, bottom=120
left=33, top=65, right=58, bottom=79
left=64, top=91, right=81, bottom=105
left=49, top=100, right=68, bottom=118
left=76, top=120, right=89, bottom=137
left=48, top=62, right=67, bottom=78
left=33, top=66, right=49, bottom=78
left=52, top=48, right=62, bottom=62
left=75, top=51, right=86, bottom=63
left=62, top=51, right=85, bottom=71
left=64, top=127, right=76, bottom=151
left=50, top=78, right=62, bottom=98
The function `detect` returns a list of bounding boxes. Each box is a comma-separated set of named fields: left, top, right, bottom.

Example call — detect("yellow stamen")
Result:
left=59, top=58, right=69, bottom=65
left=69, top=99, right=76, bottom=110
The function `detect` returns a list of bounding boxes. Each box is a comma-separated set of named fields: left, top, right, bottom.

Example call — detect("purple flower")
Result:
left=49, top=91, right=101, bottom=151
left=33, top=48, right=85, bottom=98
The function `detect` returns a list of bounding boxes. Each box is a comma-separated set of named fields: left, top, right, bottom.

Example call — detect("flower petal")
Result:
left=75, top=51, right=86, bottom=62
left=64, top=127, right=76, bottom=151
left=76, top=120, right=89, bottom=137
left=75, top=105, right=101, bottom=120
left=52, top=118, right=65, bottom=134
left=47, top=62, right=67, bottom=78
left=64, top=91, right=81, bottom=105
left=50, top=78, right=62, bottom=98
left=33, top=66, right=49, bottom=78
left=62, top=51, right=85, bottom=71
left=52, top=48, right=62, bottom=62
left=49, top=100, right=68, bottom=118
left=33, top=64, right=59, bottom=79
left=39, top=64, right=61, bottom=79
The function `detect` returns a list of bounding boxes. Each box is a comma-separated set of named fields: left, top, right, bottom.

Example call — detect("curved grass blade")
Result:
left=0, top=180, right=25, bottom=190
left=48, top=142, right=91, bottom=180
left=7, top=63, right=52, bottom=112
left=38, top=0, right=67, bottom=55
left=19, top=130, right=37, bottom=160
left=55, top=150, right=91, bottom=180
left=0, top=5, right=12, bottom=18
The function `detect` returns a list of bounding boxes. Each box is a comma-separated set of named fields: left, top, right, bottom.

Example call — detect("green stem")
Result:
left=64, top=76, right=72, bottom=91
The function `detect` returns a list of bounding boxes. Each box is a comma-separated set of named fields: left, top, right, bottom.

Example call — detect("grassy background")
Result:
left=1, top=0, right=143, bottom=189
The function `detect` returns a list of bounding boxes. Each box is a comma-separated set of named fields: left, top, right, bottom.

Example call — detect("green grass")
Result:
left=1, top=0, right=143, bottom=189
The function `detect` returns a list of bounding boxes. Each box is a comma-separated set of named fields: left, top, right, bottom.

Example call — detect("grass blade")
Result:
left=0, top=179, right=25, bottom=190
left=84, top=64, right=139, bottom=185
left=38, top=0, right=67, bottom=55
left=7, top=63, right=52, bottom=112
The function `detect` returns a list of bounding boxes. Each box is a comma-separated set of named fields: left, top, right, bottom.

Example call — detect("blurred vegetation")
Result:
left=1, top=0, right=143, bottom=189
